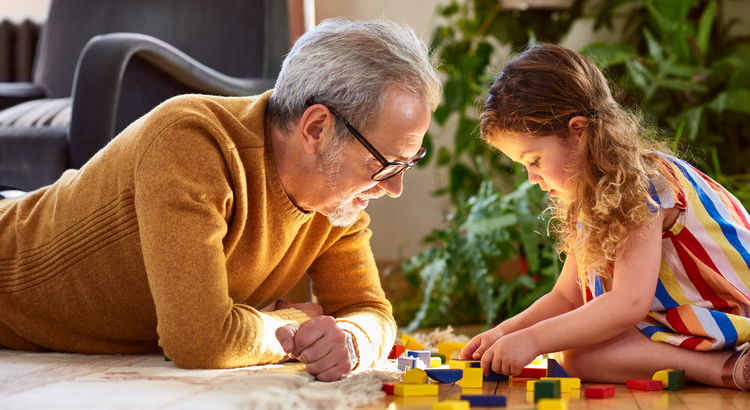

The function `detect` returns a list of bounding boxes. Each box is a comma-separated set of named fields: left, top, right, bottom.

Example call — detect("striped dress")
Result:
left=579, top=154, right=750, bottom=351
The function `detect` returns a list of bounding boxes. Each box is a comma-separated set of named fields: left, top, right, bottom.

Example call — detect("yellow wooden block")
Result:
left=400, top=334, right=424, bottom=351
left=438, top=342, right=467, bottom=360
left=430, top=357, right=442, bottom=368
left=432, top=400, right=470, bottom=410
left=652, top=368, right=673, bottom=389
left=532, top=356, right=543, bottom=365
left=449, top=360, right=478, bottom=369
left=460, top=368, right=483, bottom=389
left=538, top=398, right=568, bottom=410
left=404, top=368, right=428, bottom=384
left=527, top=380, right=537, bottom=391
left=541, top=377, right=580, bottom=390
left=394, top=383, right=439, bottom=397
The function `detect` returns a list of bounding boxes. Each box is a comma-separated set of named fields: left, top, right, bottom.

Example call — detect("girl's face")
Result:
left=493, top=133, right=580, bottom=202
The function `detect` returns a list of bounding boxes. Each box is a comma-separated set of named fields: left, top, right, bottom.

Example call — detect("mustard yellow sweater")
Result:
left=0, top=90, right=396, bottom=369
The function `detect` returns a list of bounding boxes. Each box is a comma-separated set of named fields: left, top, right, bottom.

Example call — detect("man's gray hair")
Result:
left=268, top=17, right=442, bottom=141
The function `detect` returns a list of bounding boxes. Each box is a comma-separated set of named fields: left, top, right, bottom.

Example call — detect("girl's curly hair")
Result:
left=480, top=44, right=679, bottom=275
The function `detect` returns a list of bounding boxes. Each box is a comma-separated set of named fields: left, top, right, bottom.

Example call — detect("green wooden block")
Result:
left=668, top=369, right=685, bottom=391
left=431, top=352, right=446, bottom=364
left=534, top=379, right=561, bottom=402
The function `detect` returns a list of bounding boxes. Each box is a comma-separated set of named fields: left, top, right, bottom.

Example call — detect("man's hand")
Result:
left=274, top=298, right=324, bottom=318
left=275, top=316, right=353, bottom=382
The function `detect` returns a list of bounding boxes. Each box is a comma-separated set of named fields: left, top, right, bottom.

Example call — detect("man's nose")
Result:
left=377, top=172, right=404, bottom=198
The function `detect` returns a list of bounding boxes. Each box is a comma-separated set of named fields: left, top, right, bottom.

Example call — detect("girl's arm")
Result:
left=480, top=210, right=665, bottom=375
left=461, top=250, right=583, bottom=359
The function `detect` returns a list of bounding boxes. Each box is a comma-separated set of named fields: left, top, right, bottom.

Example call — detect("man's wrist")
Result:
left=344, top=331, right=359, bottom=370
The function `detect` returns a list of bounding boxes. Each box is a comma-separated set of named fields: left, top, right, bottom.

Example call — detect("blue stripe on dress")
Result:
left=593, top=274, right=604, bottom=297
left=670, top=158, right=750, bottom=273
left=639, top=324, right=675, bottom=338
left=709, top=309, right=738, bottom=349
left=654, top=278, right=679, bottom=310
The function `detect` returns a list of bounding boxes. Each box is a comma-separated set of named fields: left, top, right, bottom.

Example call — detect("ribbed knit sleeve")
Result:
left=307, top=214, right=397, bottom=370
left=134, top=115, right=309, bottom=369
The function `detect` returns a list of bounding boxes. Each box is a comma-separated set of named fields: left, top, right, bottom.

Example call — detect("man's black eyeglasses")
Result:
left=327, top=108, right=427, bottom=181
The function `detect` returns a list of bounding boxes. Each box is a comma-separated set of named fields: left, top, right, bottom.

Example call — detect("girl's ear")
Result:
left=568, top=116, right=589, bottom=138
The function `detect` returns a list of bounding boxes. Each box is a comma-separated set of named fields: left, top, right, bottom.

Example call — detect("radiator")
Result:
left=0, top=19, right=40, bottom=82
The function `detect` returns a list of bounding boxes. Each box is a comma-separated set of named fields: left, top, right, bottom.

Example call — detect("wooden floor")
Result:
left=365, top=377, right=750, bottom=409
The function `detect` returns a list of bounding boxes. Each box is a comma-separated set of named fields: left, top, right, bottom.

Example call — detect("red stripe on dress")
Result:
left=665, top=308, right=691, bottom=334
left=678, top=336, right=703, bottom=350
left=672, top=229, right=730, bottom=309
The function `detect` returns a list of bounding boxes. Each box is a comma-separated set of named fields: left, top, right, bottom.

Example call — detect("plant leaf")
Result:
left=706, top=89, right=750, bottom=114
left=580, top=42, right=637, bottom=68
left=697, top=0, right=717, bottom=57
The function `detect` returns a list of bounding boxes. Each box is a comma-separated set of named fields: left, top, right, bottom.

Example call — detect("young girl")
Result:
left=461, top=44, right=750, bottom=390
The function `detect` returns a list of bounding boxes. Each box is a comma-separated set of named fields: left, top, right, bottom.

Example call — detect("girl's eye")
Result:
left=529, top=158, right=540, bottom=167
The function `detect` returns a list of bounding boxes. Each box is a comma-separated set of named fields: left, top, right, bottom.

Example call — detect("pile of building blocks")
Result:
left=651, top=369, right=686, bottom=391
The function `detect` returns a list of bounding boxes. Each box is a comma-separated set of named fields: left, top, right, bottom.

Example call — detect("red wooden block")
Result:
left=388, top=345, right=404, bottom=359
left=626, top=378, right=663, bottom=391
left=585, top=385, right=615, bottom=398
left=518, top=367, right=547, bottom=378
left=382, top=383, right=396, bottom=395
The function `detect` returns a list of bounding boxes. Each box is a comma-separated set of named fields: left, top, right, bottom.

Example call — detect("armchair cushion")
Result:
left=0, top=126, right=68, bottom=190
left=0, top=98, right=71, bottom=127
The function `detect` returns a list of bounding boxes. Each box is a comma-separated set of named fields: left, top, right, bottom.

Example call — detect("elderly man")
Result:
left=0, top=18, right=441, bottom=381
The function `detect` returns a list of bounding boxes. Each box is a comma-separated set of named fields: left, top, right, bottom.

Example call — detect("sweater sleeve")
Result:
left=134, top=116, right=310, bottom=369
left=306, top=214, right=397, bottom=370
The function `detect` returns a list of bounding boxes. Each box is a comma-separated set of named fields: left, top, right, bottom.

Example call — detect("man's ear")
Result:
left=297, top=105, right=335, bottom=154
left=568, top=116, right=589, bottom=138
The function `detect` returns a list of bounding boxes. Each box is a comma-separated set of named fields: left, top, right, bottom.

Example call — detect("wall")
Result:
left=0, top=0, right=48, bottom=21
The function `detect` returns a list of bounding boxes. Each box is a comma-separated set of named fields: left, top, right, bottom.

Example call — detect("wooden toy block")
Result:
left=527, top=380, right=537, bottom=391
left=519, top=367, right=547, bottom=378
left=404, top=368, right=428, bottom=384
left=542, top=377, right=581, bottom=389
left=398, top=357, right=416, bottom=371
left=538, top=398, right=568, bottom=410
left=652, top=368, right=672, bottom=389
left=547, top=358, right=571, bottom=378
left=534, top=379, right=561, bottom=402
left=394, top=383, right=439, bottom=397
left=400, top=333, right=424, bottom=351
left=532, top=356, right=543, bottom=365
left=382, top=383, right=396, bottom=395
left=668, top=369, right=686, bottom=391
left=431, top=352, right=446, bottom=364
left=626, top=378, right=663, bottom=391
left=460, top=368, right=483, bottom=389
left=438, top=342, right=467, bottom=360
left=460, top=394, right=507, bottom=406
left=449, top=359, right=479, bottom=369
left=424, top=369, right=463, bottom=383
left=584, top=385, right=615, bottom=399
left=408, top=350, right=432, bottom=367
left=430, top=357, right=442, bottom=368
left=388, top=344, right=404, bottom=359
left=432, top=400, right=470, bottom=410
left=467, top=363, right=511, bottom=381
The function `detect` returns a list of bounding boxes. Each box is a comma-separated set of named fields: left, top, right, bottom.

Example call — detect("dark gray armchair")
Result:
left=0, top=0, right=289, bottom=191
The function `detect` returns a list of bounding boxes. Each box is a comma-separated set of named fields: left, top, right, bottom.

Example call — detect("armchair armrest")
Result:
left=69, top=32, right=276, bottom=169
left=0, top=83, right=46, bottom=110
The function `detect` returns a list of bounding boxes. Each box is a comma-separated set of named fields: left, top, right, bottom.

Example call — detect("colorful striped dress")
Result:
left=579, top=154, right=750, bottom=351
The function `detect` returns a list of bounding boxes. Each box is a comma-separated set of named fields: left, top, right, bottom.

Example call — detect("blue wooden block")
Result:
left=407, top=350, right=432, bottom=367
left=460, top=394, right=507, bottom=406
left=424, top=369, right=463, bottom=383
left=547, top=358, right=571, bottom=378
left=468, top=362, right=510, bottom=380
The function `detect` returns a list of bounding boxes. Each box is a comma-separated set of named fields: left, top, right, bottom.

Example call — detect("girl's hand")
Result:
left=480, top=328, right=540, bottom=376
left=460, top=326, right=506, bottom=360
